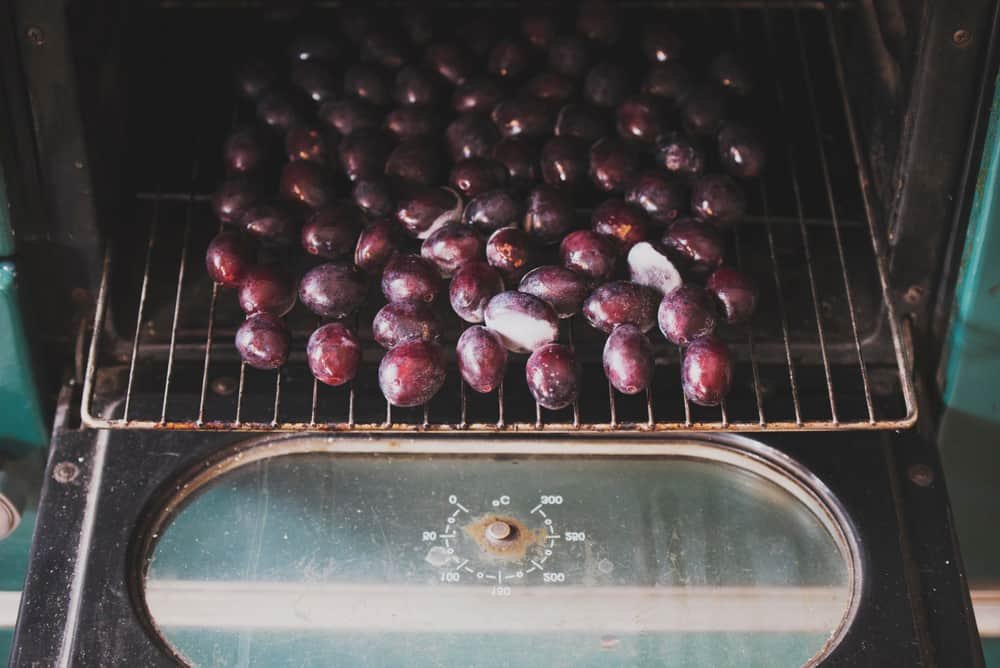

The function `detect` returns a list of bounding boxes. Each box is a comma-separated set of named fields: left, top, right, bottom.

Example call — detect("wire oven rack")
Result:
left=80, top=2, right=917, bottom=433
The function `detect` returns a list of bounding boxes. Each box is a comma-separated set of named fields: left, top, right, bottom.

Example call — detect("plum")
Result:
left=655, top=132, right=706, bottom=181
left=361, top=29, right=410, bottom=69
left=285, top=124, right=335, bottom=164
left=280, top=160, right=332, bottom=209
left=616, top=95, right=667, bottom=144
left=548, top=36, right=590, bottom=79
left=211, top=177, right=257, bottom=224
left=583, top=62, right=628, bottom=108
left=446, top=112, right=501, bottom=161
left=641, top=61, right=692, bottom=104
left=577, top=0, right=621, bottom=46
left=449, top=261, right=505, bottom=323
left=289, top=33, right=339, bottom=64
left=681, top=84, right=727, bottom=137
left=707, top=267, right=758, bottom=325
left=582, top=280, right=659, bottom=333
left=657, top=284, right=719, bottom=345
left=457, top=326, right=508, bottom=393
left=717, top=122, right=766, bottom=179
left=384, top=105, right=441, bottom=140
left=298, top=262, right=368, bottom=319
left=338, top=128, right=393, bottom=182
left=235, top=60, right=276, bottom=99
left=318, top=99, right=380, bottom=136
left=627, top=241, right=683, bottom=296
left=372, top=299, right=443, bottom=349
left=521, top=11, right=557, bottom=48
left=343, top=63, right=392, bottom=107
left=301, top=203, right=364, bottom=259
left=560, top=230, right=618, bottom=284
left=307, top=322, right=362, bottom=386
left=449, top=157, right=509, bottom=198
left=518, top=265, right=589, bottom=318
left=354, top=217, right=401, bottom=273
left=463, top=189, right=524, bottom=234
left=458, top=17, right=497, bottom=57
left=681, top=335, right=733, bottom=406
left=491, top=137, right=541, bottom=189
left=424, top=42, right=471, bottom=85
left=589, top=137, right=638, bottom=193
left=452, top=76, right=505, bottom=114
left=291, top=61, right=338, bottom=103
left=256, top=90, right=304, bottom=133
left=394, top=65, right=441, bottom=106
left=523, top=71, right=575, bottom=104
left=382, top=253, right=442, bottom=303
left=400, top=8, right=434, bottom=46
left=378, top=339, right=448, bottom=407
left=421, top=223, right=485, bottom=276
left=540, top=136, right=589, bottom=191
left=488, top=39, right=532, bottom=80
left=661, top=218, right=726, bottom=277
left=205, top=231, right=254, bottom=287
left=238, top=264, right=296, bottom=316
left=240, top=204, right=296, bottom=245
left=484, top=291, right=559, bottom=353
left=711, top=51, right=754, bottom=96
left=625, top=170, right=686, bottom=225
left=640, top=24, right=682, bottom=62
left=603, top=324, right=654, bottom=395
left=223, top=126, right=266, bottom=174
left=554, top=104, right=608, bottom=144
left=526, top=343, right=581, bottom=410
left=690, top=173, right=747, bottom=225
left=592, top=199, right=650, bottom=251
left=352, top=179, right=395, bottom=218
left=491, top=98, right=553, bottom=138
left=235, top=313, right=290, bottom=370
left=395, top=185, right=463, bottom=239
left=486, top=227, right=535, bottom=282
left=523, top=185, right=575, bottom=245
left=385, top=137, right=444, bottom=186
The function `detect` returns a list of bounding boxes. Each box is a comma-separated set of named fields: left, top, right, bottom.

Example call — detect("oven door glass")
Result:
left=142, top=438, right=858, bottom=667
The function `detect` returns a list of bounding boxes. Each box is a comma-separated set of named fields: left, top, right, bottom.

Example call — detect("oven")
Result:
left=0, top=0, right=996, bottom=665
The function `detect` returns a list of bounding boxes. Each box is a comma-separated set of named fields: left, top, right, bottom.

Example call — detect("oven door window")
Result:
left=142, top=439, right=858, bottom=667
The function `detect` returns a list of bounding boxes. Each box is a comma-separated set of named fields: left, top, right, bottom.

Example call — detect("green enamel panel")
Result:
left=0, top=160, right=14, bottom=256
left=0, top=263, right=46, bottom=454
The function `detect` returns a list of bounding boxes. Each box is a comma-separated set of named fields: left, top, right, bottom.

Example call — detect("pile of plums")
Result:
left=206, top=2, right=763, bottom=412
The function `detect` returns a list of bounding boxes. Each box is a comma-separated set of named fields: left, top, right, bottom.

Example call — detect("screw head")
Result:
left=485, top=520, right=513, bottom=543
left=953, top=29, right=972, bottom=47
left=908, top=463, right=934, bottom=487
left=53, top=461, right=80, bottom=484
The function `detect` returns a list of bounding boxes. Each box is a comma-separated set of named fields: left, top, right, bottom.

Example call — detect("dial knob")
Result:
left=485, top=520, right=514, bottom=544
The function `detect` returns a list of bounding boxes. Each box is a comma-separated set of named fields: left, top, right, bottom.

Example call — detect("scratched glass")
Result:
left=144, top=439, right=856, bottom=667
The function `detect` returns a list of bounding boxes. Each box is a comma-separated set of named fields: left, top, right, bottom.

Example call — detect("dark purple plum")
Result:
left=590, top=137, right=639, bottom=193
left=256, top=90, right=304, bottom=133
left=457, top=326, right=508, bottom=393
left=655, top=132, right=707, bottom=181
left=238, top=264, right=297, bottom=316
left=691, top=174, right=747, bottom=226
left=526, top=344, right=581, bottom=410
left=484, top=291, right=559, bottom=353
left=205, top=231, right=254, bottom=287
left=400, top=8, right=434, bottom=46
left=339, top=9, right=376, bottom=44
left=384, top=106, right=441, bottom=140
left=582, top=281, right=659, bottom=334
left=352, top=179, right=395, bottom=218
left=289, top=33, right=339, bottom=64
left=339, top=129, right=393, bottom=182
left=378, top=339, right=447, bottom=407
left=298, top=262, right=368, bottom=319
left=640, top=24, right=682, bottom=62
left=661, top=218, right=726, bottom=277
left=361, top=29, right=410, bottom=69
left=291, top=61, right=338, bottom=103
left=235, top=60, right=276, bottom=99
left=318, top=99, right=380, bottom=136
left=491, top=99, right=554, bottom=138
left=554, top=104, right=608, bottom=144
left=681, top=335, right=733, bottom=406
left=711, top=51, right=754, bottom=96
left=488, top=39, right=532, bottom=80
left=424, top=42, right=472, bottom=85
left=382, top=253, right=442, bottom=303
left=523, top=185, right=575, bottom=245
left=385, top=138, right=444, bottom=186
left=584, top=63, right=629, bottom=108
left=373, top=300, right=443, bottom=349
left=343, top=63, right=392, bottom=107
left=240, top=204, right=296, bottom=245
left=446, top=113, right=501, bottom=161
left=523, top=71, right=575, bottom=105
left=658, top=284, right=719, bottom=345
left=577, top=0, right=621, bottom=46
left=354, top=217, right=401, bottom=273
left=394, top=65, right=441, bottom=106
left=491, top=137, right=541, bottom=190
left=642, top=61, right=692, bottom=104
left=603, top=324, right=654, bottom=395
left=521, top=12, right=557, bottom=48
left=625, top=171, right=686, bottom=225
left=452, top=77, right=505, bottom=114
left=518, top=265, right=589, bottom=318
left=548, top=36, right=590, bottom=79
left=540, top=136, right=589, bottom=191
left=395, top=185, right=463, bottom=239
left=307, top=322, right=361, bottom=387
left=560, top=230, right=618, bottom=284
left=280, top=161, right=333, bottom=209
left=457, top=17, right=497, bottom=57
left=449, top=261, right=505, bottom=323
left=301, top=203, right=364, bottom=258
left=285, top=124, right=335, bottom=164
left=486, top=227, right=535, bottom=282
left=707, top=267, right=758, bottom=325
left=212, top=177, right=257, bottom=224
left=236, top=313, right=290, bottom=370
left=449, top=158, right=509, bottom=198
left=421, top=223, right=485, bottom=276
left=463, top=189, right=524, bottom=234
left=717, top=122, right=766, bottom=179
left=616, top=95, right=667, bottom=144
left=592, top=199, right=650, bottom=251
left=681, top=85, right=727, bottom=137
left=627, top=241, right=683, bottom=297
left=223, top=126, right=267, bottom=174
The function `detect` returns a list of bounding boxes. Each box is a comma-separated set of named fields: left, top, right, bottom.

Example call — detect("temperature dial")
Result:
left=423, top=493, right=587, bottom=591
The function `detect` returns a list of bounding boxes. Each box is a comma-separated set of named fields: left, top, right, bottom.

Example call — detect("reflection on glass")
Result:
left=145, top=440, right=855, bottom=667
